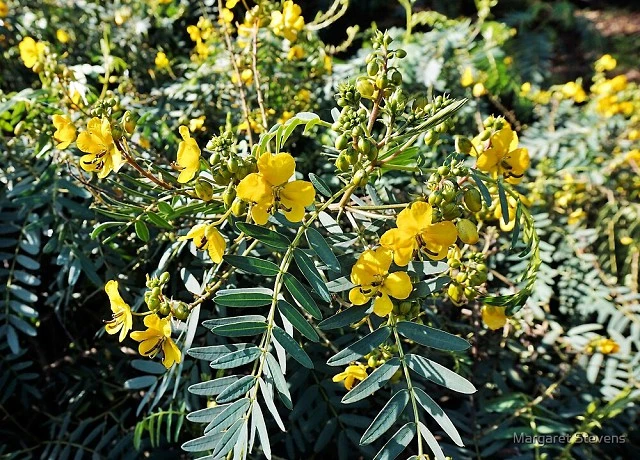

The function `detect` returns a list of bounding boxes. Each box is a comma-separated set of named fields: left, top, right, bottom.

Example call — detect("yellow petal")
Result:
left=105, top=321, right=123, bottom=336
left=382, top=272, right=412, bottom=300
left=380, top=228, right=415, bottom=266
left=280, top=180, right=315, bottom=207
left=76, top=131, right=106, bottom=155
left=373, top=292, right=393, bottom=317
left=205, top=226, right=226, bottom=263
left=237, top=173, right=272, bottom=204
left=162, top=338, right=182, bottom=368
left=251, top=201, right=272, bottom=225
left=349, top=287, right=369, bottom=305
left=105, top=280, right=127, bottom=313
left=177, top=139, right=201, bottom=183
left=396, top=202, right=432, bottom=235
left=332, top=371, right=348, bottom=383
left=482, top=305, right=507, bottom=330
left=138, top=337, right=162, bottom=356
left=258, top=152, right=295, bottom=187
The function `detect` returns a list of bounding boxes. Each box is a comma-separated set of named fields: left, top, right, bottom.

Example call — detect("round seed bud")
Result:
left=367, top=61, right=379, bottom=76
left=395, top=48, right=407, bottom=58
left=375, top=74, right=389, bottom=90
left=158, top=302, right=171, bottom=317
left=209, top=152, right=221, bottom=166
left=223, top=187, right=236, bottom=209
left=442, top=203, right=461, bottom=220
left=400, top=301, right=412, bottom=315
left=227, top=157, right=239, bottom=174
left=356, top=78, right=375, bottom=99
left=195, top=180, right=214, bottom=202
left=367, top=356, right=377, bottom=368
left=159, top=272, right=170, bottom=284
left=335, top=134, right=350, bottom=151
left=456, top=272, right=468, bottom=283
left=147, top=296, right=160, bottom=310
left=464, top=287, right=477, bottom=299
left=335, top=153, right=350, bottom=172
left=357, top=137, right=371, bottom=155
left=390, top=69, right=402, bottom=86
left=151, top=287, right=161, bottom=298
left=366, top=142, right=379, bottom=161
left=174, top=302, right=189, bottom=321
left=122, top=111, right=136, bottom=135
left=463, top=188, right=483, bottom=212
left=231, top=199, right=247, bottom=217
left=346, top=148, right=359, bottom=165
left=455, top=136, right=473, bottom=155
left=457, top=219, right=479, bottom=245
left=352, top=169, right=368, bottom=186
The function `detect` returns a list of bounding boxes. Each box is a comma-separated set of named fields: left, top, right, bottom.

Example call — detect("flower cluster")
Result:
left=270, top=1, right=305, bottom=42
left=19, top=37, right=46, bottom=71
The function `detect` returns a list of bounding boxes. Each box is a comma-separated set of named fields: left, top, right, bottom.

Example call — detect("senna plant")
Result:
left=16, top=1, right=541, bottom=458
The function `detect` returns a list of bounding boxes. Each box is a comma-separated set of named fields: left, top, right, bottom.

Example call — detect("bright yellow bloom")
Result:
left=481, top=305, right=507, bottom=330
left=231, top=68, right=253, bottom=86
left=19, top=37, right=46, bottom=70
left=277, top=111, right=294, bottom=124
left=178, top=223, right=226, bottom=263
left=155, top=51, right=169, bottom=69
left=333, top=363, right=368, bottom=390
left=237, top=152, right=315, bottom=225
left=380, top=201, right=457, bottom=266
left=189, top=116, right=206, bottom=132
left=270, top=1, right=305, bottom=42
left=297, top=89, right=311, bottom=103
left=349, top=247, right=412, bottom=317
left=287, top=45, right=305, bottom=60
left=176, top=126, right=201, bottom=183
left=595, top=54, right=616, bottom=73
left=219, top=8, right=234, bottom=24
left=460, top=67, right=474, bottom=87
left=104, top=280, right=133, bottom=342
left=0, top=1, right=7, bottom=18
left=472, top=82, right=487, bottom=97
left=595, top=338, right=620, bottom=355
left=473, top=124, right=530, bottom=184
left=77, top=117, right=123, bottom=179
left=52, top=114, right=76, bottom=150
left=187, top=25, right=201, bottom=42
left=226, top=0, right=239, bottom=7
left=56, top=29, right=70, bottom=43
left=561, top=81, right=587, bottom=103
left=131, top=314, right=182, bottom=368
left=520, top=82, right=532, bottom=95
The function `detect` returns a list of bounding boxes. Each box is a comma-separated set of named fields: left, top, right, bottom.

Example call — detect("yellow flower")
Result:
left=77, top=117, right=123, bottom=179
left=472, top=82, right=487, bottom=97
left=176, top=125, right=201, bottom=183
left=155, top=51, right=169, bottom=69
left=595, top=54, right=616, bottom=73
left=226, top=0, right=239, bottom=7
left=277, top=111, right=294, bottom=124
left=0, top=1, right=8, bottom=18
left=595, top=338, right=620, bottom=355
left=104, top=280, right=133, bottom=342
left=189, top=116, right=206, bottom=132
left=628, top=129, right=640, bottom=141
left=19, top=37, right=46, bottom=70
left=473, top=124, right=530, bottom=184
left=333, top=363, right=368, bottom=390
left=232, top=68, right=253, bottom=86
left=56, top=29, right=70, bottom=43
left=348, top=247, right=413, bottom=317
left=52, top=114, right=76, bottom=150
left=236, top=152, right=315, bottom=225
left=178, top=223, right=226, bottom=263
left=481, top=305, right=507, bottom=330
left=561, top=81, right=587, bottom=103
left=567, top=208, right=585, bottom=225
left=270, top=1, right=304, bottom=42
left=296, top=89, right=311, bottom=103
left=460, top=67, right=474, bottom=87
left=520, top=82, right=532, bottom=95
left=187, top=25, right=201, bottom=42
left=130, top=314, right=182, bottom=368
left=219, top=8, right=234, bottom=24
left=380, top=201, right=457, bottom=266
left=287, top=45, right=305, bottom=60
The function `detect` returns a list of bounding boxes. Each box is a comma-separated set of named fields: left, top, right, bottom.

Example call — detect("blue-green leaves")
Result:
left=236, top=222, right=290, bottom=250
left=342, top=358, right=401, bottom=404
left=283, top=273, right=323, bottom=319
left=272, top=326, right=313, bottom=369
left=396, top=322, right=470, bottom=352
left=277, top=300, right=319, bottom=342
left=361, top=390, right=410, bottom=445
left=328, top=327, right=391, bottom=366
left=214, top=288, right=273, bottom=307
left=224, top=255, right=280, bottom=276
left=405, top=354, right=476, bottom=394
left=306, top=227, right=341, bottom=273
left=293, top=249, right=331, bottom=302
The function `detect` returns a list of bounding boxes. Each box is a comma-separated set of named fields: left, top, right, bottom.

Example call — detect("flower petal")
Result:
left=373, top=292, right=393, bottom=317
left=205, top=226, right=226, bottom=263
left=237, top=173, right=272, bottom=204
left=380, top=228, right=415, bottom=266
left=382, top=272, right=412, bottom=300
left=162, top=338, right=182, bottom=368
left=396, top=202, right=432, bottom=234
left=349, top=287, right=369, bottom=305
left=258, top=152, right=295, bottom=187
left=482, top=305, right=507, bottom=330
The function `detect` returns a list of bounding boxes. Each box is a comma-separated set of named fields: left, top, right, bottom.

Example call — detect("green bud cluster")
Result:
left=206, top=131, right=257, bottom=187
left=335, top=82, right=361, bottom=108
left=391, top=300, right=423, bottom=322
left=476, top=115, right=508, bottom=141
left=446, top=249, right=488, bottom=304
left=364, top=344, right=397, bottom=369
left=144, top=272, right=190, bottom=320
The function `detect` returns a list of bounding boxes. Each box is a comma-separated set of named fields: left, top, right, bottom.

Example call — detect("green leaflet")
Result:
left=277, top=300, right=319, bottom=342
left=223, top=255, right=280, bottom=276
left=360, top=389, right=410, bottom=445
left=235, top=222, right=290, bottom=250
left=306, top=227, right=341, bottom=273
left=293, top=248, right=331, bottom=302
left=413, top=387, right=464, bottom=447
left=282, top=273, right=323, bottom=319
left=272, top=326, right=314, bottom=368
left=342, top=358, right=401, bottom=404
left=396, top=321, right=470, bottom=352
left=328, top=327, right=391, bottom=366
left=405, top=354, right=476, bottom=394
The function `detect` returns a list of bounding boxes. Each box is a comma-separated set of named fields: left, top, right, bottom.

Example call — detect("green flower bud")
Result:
left=335, top=134, right=350, bottom=151
left=195, top=180, right=214, bottom=202
left=457, top=219, right=479, bottom=245
left=231, top=199, right=247, bottom=217
left=335, top=153, right=350, bottom=172
left=463, top=188, right=483, bottom=212
left=352, top=169, right=368, bottom=186
left=223, top=186, right=236, bottom=209
left=158, top=302, right=171, bottom=317
left=390, top=69, right=402, bottom=86
left=447, top=283, right=463, bottom=303
left=395, top=48, right=407, bottom=58
left=356, top=78, right=375, bottom=99
left=455, top=136, right=473, bottom=155
left=227, top=157, right=239, bottom=174
left=367, top=61, right=379, bottom=77
left=122, top=111, right=136, bottom=135
left=174, top=302, right=190, bottom=321
left=159, top=272, right=170, bottom=284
